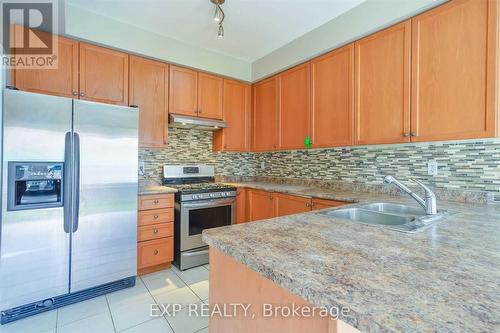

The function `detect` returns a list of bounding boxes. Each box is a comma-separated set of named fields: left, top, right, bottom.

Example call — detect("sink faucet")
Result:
left=383, top=176, right=437, bottom=215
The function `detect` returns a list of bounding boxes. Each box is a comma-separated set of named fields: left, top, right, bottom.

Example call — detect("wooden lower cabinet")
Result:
left=243, top=188, right=349, bottom=222
left=247, top=189, right=276, bottom=221
left=138, top=238, right=173, bottom=269
left=275, top=193, right=311, bottom=217
left=235, top=188, right=248, bottom=224
left=311, top=198, right=349, bottom=210
left=137, top=194, right=174, bottom=275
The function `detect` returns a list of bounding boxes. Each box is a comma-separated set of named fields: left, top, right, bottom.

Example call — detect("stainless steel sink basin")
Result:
left=321, top=202, right=450, bottom=233
left=327, top=208, right=415, bottom=226
left=358, top=202, right=426, bottom=216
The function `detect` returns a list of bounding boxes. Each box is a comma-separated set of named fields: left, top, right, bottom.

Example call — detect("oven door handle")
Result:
left=182, top=198, right=235, bottom=209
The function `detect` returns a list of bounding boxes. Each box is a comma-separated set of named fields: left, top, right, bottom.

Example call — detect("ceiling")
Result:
left=66, top=0, right=365, bottom=62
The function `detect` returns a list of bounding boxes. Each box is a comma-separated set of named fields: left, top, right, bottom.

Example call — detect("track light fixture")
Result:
left=210, top=0, right=225, bottom=38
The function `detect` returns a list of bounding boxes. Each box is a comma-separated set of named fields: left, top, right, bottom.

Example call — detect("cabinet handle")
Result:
left=153, top=199, right=159, bottom=204
left=72, top=91, right=78, bottom=96
left=154, top=249, right=159, bottom=255
left=153, top=229, right=159, bottom=234
left=198, top=109, right=202, bottom=114
left=269, top=196, right=273, bottom=200
left=129, top=105, right=139, bottom=108
left=403, top=133, right=410, bottom=137
left=79, top=92, right=85, bottom=97
left=410, top=132, right=417, bottom=137
left=153, top=214, right=159, bottom=219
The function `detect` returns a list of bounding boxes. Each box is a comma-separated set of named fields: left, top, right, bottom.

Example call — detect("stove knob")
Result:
left=225, top=192, right=231, bottom=196
left=209, top=193, right=215, bottom=198
left=221, top=192, right=226, bottom=197
left=192, top=194, right=197, bottom=200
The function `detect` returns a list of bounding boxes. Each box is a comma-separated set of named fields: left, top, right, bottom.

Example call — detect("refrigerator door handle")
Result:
left=72, top=132, right=80, bottom=233
left=63, top=132, right=72, bottom=233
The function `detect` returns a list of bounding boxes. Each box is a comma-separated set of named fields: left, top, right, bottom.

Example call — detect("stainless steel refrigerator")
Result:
left=0, top=89, right=138, bottom=323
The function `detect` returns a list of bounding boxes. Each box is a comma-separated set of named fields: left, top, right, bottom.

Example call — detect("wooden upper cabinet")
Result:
left=275, top=193, right=311, bottom=217
left=79, top=43, right=129, bottom=105
left=253, top=77, right=278, bottom=151
left=278, top=63, right=311, bottom=149
left=411, top=0, right=498, bottom=141
left=214, top=80, right=251, bottom=151
left=198, top=72, right=223, bottom=119
left=129, top=56, right=169, bottom=148
left=310, top=44, right=354, bottom=148
left=354, top=20, right=411, bottom=145
left=247, top=189, right=275, bottom=221
left=11, top=26, right=79, bottom=98
left=169, top=66, right=198, bottom=117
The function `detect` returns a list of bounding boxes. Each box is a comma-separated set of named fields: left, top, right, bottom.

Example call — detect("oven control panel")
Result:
left=181, top=191, right=237, bottom=202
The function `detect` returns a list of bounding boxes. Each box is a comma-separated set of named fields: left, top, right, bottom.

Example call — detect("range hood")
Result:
left=169, top=114, right=227, bottom=131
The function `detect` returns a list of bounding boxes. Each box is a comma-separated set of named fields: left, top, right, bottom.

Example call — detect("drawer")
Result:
left=138, top=237, right=173, bottom=269
left=138, top=223, right=173, bottom=242
left=138, top=194, right=174, bottom=211
left=138, top=208, right=173, bottom=226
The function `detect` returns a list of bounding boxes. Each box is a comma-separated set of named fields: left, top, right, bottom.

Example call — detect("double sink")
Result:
left=322, top=202, right=449, bottom=233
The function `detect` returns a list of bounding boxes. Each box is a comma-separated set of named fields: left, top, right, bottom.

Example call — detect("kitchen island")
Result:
left=202, top=187, right=500, bottom=333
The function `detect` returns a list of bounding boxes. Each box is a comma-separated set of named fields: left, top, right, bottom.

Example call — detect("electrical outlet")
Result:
left=260, top=161, right=265, bottom=170
left=139, top=161, right=145, bottom=176
left=427, top=160, right=438, bottom=176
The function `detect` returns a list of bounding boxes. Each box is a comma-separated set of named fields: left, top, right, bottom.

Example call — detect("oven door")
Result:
left=180, top=198, right=234, bottom=251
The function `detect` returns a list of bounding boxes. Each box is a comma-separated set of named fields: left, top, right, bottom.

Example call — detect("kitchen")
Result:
left=0, top=0, right=499, bottom=332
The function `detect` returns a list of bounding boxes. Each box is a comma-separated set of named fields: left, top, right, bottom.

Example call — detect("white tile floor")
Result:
left=0, top=264, right=210, bottom=333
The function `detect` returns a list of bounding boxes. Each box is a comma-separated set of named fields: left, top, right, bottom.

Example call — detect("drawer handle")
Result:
left=153, top=199, right=159, bottom=204
left=154, top=249, right=159, bottom=255
left=153, top=214, right=159, bottom=219
left=153, top=229, right=159, bottom=234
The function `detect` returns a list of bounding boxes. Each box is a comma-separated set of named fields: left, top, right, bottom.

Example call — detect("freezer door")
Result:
left=0, top=89, right=72, bottom=309
left=71, top=100, right=138, bottom=292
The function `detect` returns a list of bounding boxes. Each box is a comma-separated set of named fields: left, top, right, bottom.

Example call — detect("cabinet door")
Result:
left=278, top=64, right=311, bottom=149
left=198, top=72, right=223, bottom=119
left=411, top=0, right=498, bottom=141
left=235, top=188, right=248, bottom=224
left=253, top=77, right=278, bottom=151
left=275, top=193, right=311, bottom=217
left=354, top=20, right=411, bottom=145
left=11, top=26, right=78, bottom=98
left=79, top=43, right=129, bottom=105
left=169, top=66, right=198, bottom=117
left=311, top=198, right=348, bottom=211
left=214, top=80, right=251, bottom=151
left=247, top=190, right=275, bottom=221
left=129, top=56, right=168, bottom=147
left=311, top=44, right=354, bottom=147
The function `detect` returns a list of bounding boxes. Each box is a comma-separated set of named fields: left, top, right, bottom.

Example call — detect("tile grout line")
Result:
left=55, top=309, right=59, bottom=333
left=140, top=276, right=177, bottom=333
left=105, top=295, right=118, bottom=333
left=169, top=268, right=206, bottom=302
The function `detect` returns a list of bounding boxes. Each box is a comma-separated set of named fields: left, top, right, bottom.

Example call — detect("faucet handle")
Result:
left=410, top=178, right=435, bottom=197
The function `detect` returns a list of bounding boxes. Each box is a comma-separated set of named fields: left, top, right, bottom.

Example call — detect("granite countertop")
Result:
left=138, top=181, right=177, bottom=195
left=224, top=181, right=379, bottom=203
left=203, top=183, right=500, bottom=333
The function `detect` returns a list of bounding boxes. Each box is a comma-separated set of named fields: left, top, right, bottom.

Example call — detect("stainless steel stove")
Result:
left=163, top=165, right=236, bottom=270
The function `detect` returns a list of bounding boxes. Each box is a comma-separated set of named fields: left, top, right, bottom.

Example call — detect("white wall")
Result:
left=64, top=3, right=252, bottom=82
left=252, top=0, right=447, bottom=81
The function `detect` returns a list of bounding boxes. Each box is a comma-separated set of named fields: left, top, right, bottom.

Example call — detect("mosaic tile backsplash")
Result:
left=139, top=127, right=500, bottom=196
